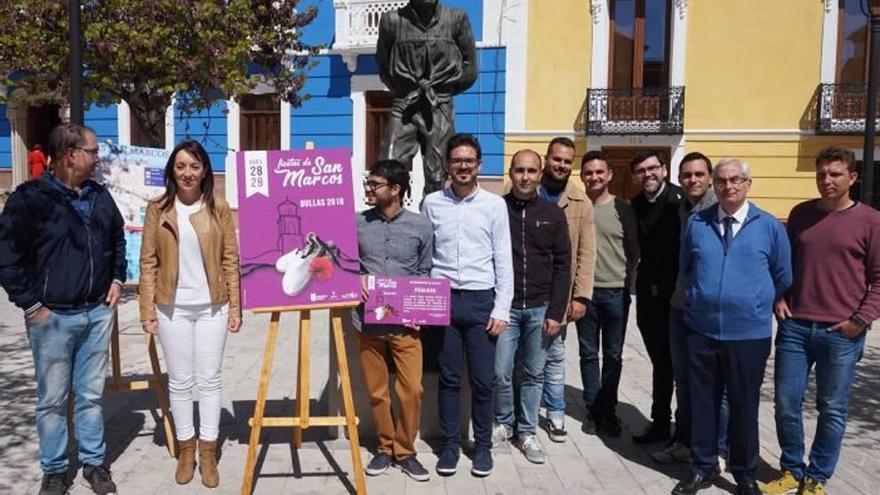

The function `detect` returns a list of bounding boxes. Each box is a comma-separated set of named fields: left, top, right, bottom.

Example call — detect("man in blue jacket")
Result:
left=0, top=123, right=126, bottom=495
left=673, top=158, right=792, bottom=495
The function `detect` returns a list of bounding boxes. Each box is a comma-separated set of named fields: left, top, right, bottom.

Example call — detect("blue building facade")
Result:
left=1, top=1, right=518, bottom=206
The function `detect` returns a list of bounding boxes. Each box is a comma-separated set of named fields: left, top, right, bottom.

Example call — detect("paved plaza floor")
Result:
left=1, top=288, right=877, bottom=494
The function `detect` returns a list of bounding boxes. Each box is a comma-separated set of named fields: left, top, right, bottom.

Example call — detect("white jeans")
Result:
left=157, top=303, right=228, bottom=441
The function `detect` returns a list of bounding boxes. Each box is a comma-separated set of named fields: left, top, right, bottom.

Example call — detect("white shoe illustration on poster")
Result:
left=274, top=232, right=351, bottom=297
left=275, top=247, right=319, bottom=296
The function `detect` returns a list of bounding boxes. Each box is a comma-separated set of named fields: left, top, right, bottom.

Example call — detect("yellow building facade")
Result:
left=506, top=0, right=879, bottom=218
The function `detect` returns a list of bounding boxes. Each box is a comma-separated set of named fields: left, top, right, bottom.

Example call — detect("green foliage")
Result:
left=0, top=0, right=320, bottom=146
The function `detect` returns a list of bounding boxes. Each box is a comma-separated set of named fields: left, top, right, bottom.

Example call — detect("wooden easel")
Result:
left=240, top=302, right=366, bottom=495
left=103, top=309, right=177, bottom=458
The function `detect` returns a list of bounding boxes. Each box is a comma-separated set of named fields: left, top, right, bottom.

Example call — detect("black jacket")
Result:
left=631, top=182, right=683, bottom=291
left=0, top=175, right=126, bottom=312
left=504, top=193, right=571, bottom=322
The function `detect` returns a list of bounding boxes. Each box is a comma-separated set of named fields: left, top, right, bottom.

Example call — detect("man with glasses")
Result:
left=674, top=158, right=791, bottom=495
left=630, top=150, right=683, bottom=444
left=422, top=133, right=513, bottom=477
left=355, top=159, right=434, bottom=481
left=0, top=123, right=126, bottom=495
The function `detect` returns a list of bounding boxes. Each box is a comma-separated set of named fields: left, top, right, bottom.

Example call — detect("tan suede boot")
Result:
left=198, top=439, right=220, bottom=488
left=175, top=437, right=197, bottom=484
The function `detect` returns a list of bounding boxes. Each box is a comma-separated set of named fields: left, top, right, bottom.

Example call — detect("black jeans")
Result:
left=687, top=332, right=771, bottom=485
left=635, top=281, right=675, bottom=425
left=435, top=289, right=496, bottom=451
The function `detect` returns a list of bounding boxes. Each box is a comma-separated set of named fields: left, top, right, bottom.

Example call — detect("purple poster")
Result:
left=364, top=276, right=451, bottom=326
left=236, top=149, right=360, bottom=310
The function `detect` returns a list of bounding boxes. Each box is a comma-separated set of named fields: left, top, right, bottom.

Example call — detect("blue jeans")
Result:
left=774, top=318, right=866, bottom=483
left=576, top=288, right=629, bottom=419
left=26, top=304, right=114, bottom=474
left=494, top=305, right=549, bottom=438
left=542, top=327, right=566, bottom=423
left=670, top=308, right=730, bottom=453
left=436, top=289, right=496, bottom=451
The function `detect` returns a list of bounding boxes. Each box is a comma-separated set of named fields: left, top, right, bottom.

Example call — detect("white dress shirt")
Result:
left=422, top=185, right=514, bottom=322
left=715, top=201, right=750, bottom=238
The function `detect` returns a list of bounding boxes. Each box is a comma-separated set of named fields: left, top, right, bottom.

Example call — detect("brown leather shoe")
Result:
left=199, top=439, right=220, bottom=488
left=175, top=437, right=197, bottom=484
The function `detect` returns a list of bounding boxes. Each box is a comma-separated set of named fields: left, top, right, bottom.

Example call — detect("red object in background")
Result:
left=28, top=148, right=47, bottom=179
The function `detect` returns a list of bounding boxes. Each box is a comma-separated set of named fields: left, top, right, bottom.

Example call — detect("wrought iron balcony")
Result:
left=816, top=83, right=880, bottom=135
left=333, top=0, right=407, bottom=70
left=584, top=86, right=685, bottom=135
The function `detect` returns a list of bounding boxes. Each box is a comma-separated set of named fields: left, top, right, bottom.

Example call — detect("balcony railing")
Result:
left=584, top=86, right=685, bottom=135
left=334, top=0, right=407, bottom=49
left=816, top=83, right=880, bottom=135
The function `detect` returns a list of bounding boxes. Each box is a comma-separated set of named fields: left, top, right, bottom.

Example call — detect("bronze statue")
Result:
left=376, top=0, right=478, bottom=199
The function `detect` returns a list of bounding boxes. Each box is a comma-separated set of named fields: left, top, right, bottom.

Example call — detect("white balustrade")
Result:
left=333, top=0, right=407, bottom=70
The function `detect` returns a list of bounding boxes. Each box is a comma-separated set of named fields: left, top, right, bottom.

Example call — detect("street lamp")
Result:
left=68, top=0, right=83, bottom=125
left=862, top=0, right=880, bottom=206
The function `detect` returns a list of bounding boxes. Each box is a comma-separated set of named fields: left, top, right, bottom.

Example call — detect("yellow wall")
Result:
left=506, top=0, right=876, bottom=218
left=687, top=136, right=877, bottom=218
left=685, top=1, right=822, bottom=130
left=523, top=0, right=591, bottom=131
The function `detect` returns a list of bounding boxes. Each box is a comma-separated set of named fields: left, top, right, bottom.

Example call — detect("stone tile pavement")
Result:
left=0, top=288, right=877, bottom=494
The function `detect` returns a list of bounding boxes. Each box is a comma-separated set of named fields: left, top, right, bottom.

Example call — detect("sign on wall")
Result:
left=237, top=148, right=361, bottom=310
left=96, top=144, right=169, bottom=282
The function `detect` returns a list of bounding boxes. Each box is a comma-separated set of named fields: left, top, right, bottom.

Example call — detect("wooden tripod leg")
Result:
left=240, top=311, right=282, bottom=495
left=331, top=310, right=366, bottom=495
left=146, top=333, right=176, bottom=458
left=294, top=310, right=311, bottom=448
left=110, top=311, right=122, bottom=390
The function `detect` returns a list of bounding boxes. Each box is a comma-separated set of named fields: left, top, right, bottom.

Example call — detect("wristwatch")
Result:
left=849, top=313, right=870, bottom=331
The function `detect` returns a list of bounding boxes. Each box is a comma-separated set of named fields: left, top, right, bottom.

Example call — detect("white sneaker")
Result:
left=491, top=423, right=513, bottom=448
left=718, top=455, right=727, bottom=473
left=519, top=435, right=546, bottom=464
left=651, top=442, right=691, bottom=464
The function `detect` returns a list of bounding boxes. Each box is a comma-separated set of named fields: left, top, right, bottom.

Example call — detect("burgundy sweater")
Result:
left=785, top=200, right=880, bottom=324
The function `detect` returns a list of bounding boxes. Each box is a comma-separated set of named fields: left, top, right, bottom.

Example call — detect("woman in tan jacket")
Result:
left=139, top=140, right=240, bottom=488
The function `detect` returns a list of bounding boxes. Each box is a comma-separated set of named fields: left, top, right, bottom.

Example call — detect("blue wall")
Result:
left=175, top=101, right=229, bottom=172
left=293, top=1, right=503, bottom=174
left=0, top=103, right=10, bottom=169
left=85, top=104, right=118, bottom=144
left=291, top=55, right=353, bottom=151
left=299, top=0, right=484, bottom=46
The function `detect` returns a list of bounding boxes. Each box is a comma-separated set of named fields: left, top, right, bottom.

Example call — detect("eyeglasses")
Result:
left=633, top=164, right=663, bottom=176
left=713, top=176, right=749, bottom=187
left=448, top=157, right=480, bottom=167
left=363, top=179, right=391, bottom=191
left=77, top=147, right=99, bottom=158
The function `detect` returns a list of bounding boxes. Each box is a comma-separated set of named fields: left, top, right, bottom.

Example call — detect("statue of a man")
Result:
left=376, top=0, right=478, bottom=199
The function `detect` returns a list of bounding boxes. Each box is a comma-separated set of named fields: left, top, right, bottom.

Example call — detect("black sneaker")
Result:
left=397, top=456, right=430, bottom=482
left=596, top=414, right=623, bottom=437
left=81, top=465, right=117, bottom=495
left=633, top=421, right=671, bottom=444
left=546, top=418, right=568, bottom=443
left=365, top=453, right=393, bottom=476
left=39, top=473, right=68, bottom=495
left=582, top=415, right=597, bottom=434
left=436, top=448, right=459, bottom=476
left=470, top=448, right=493, bottom=477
